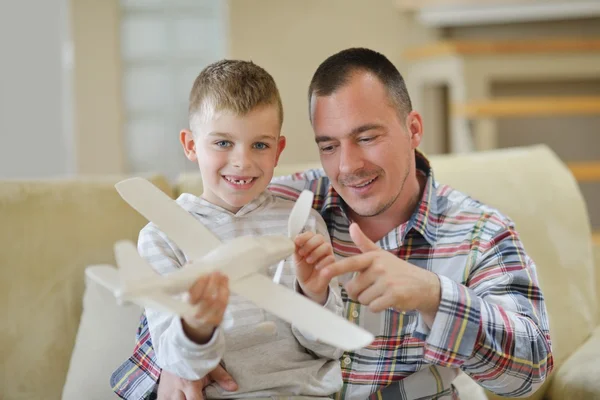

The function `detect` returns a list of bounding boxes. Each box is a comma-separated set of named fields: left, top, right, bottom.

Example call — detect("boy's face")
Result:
left=181, top=105, right=285, bottom=213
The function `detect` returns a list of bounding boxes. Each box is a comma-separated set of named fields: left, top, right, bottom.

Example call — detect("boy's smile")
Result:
left=181, top=104, right=286, bottom=213
left=222, top=175, right=257, bottom=189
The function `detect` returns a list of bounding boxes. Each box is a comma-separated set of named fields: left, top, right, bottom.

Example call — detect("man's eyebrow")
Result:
left=315, top=123, right=384, bottom=143
left=349, top=123, right=384, bottom=136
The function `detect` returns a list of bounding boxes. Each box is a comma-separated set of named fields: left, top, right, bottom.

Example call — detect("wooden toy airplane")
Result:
left=87, top=177, right=374, bottom=351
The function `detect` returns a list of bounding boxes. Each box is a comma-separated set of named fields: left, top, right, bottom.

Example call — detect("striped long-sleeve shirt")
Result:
left=112, top=151, right=553, bottom=399
left=111, top=191, right=343, bottom=399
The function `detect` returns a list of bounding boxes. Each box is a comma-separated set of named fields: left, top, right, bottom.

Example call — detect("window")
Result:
left=120, top=0, right=227, bottom=179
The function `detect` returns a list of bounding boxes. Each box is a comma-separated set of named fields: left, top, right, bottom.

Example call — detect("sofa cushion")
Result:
left=62, top=266, right=143, bottom=400
left=548, top=326, right=600, bottom=399
left=0, top=175, right=172, bottom=400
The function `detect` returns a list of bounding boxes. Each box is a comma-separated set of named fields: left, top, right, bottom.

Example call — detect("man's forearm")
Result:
left=422, top=276, right=553, bottom=397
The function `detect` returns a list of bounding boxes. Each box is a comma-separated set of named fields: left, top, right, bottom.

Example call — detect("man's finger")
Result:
left=209, top=365, right=239, bottom=392
left=356, top=278, right=386, bottom=305
left=350, top=223, right=380, bottom=253
left=344, top=268, right=377, bottom=299
left=321, top=252, right=376, bottom=279
left=182, top=387, right=204, bottom=400
left=368, top=294, right=396, bottom=313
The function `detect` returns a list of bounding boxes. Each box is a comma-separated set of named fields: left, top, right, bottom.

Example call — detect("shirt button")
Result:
left=352, top=310, right=359, bottom=318
left=343, top=356, right=352, bottom=365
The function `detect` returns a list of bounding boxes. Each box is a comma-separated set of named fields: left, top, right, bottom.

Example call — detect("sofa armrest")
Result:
left=548, top=326, right=600, bottom=399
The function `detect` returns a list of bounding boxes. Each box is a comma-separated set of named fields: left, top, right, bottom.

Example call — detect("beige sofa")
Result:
left=1, top=145, right=599, bottom=400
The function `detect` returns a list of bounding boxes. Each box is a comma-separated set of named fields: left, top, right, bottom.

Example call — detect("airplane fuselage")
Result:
left=120, top=235, right=295, bottom=298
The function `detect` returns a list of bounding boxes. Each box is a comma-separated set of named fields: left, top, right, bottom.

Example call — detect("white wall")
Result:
left=0, top=0, right=74, bottom=179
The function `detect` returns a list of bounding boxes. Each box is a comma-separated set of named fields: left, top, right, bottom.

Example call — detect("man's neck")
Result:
left=349, top=172, right=426, bottom=244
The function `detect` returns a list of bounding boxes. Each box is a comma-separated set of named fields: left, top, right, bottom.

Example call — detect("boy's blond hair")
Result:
left=188, top=59, right=283, bottom=129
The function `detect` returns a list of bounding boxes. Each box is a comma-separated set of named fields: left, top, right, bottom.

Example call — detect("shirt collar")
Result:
left=177, top=190, right=273, bottom=219
left=319, top=150, right=441, bottom=247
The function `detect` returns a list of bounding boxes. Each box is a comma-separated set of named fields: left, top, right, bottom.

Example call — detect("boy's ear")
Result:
left=180, top=129, right=197, bottom=162
left=275, top=135, right=286, bottom=165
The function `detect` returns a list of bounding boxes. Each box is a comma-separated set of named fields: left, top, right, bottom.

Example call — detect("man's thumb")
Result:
left=210, top=365, right=238, bottom=392
left=349, top=223, right=379, bottom=253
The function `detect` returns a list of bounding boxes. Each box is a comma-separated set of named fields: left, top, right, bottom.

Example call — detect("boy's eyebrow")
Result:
left=255, top=134, right=278, bottom=142
left=315, top=123, right=383, bottom=143
left=207, top=131, right=233, bottom=139
left=207, top=132, right=278, bottom=141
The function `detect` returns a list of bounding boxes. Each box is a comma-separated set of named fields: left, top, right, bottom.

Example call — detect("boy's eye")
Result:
left=215, top=140, right=232, bottom=148
left=253, top=142, right=269, bottom=150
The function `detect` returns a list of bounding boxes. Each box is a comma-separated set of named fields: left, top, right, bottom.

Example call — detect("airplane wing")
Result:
left=230, top=274, right=374, bottom=351
left=115, top=177, right=221, bottom=261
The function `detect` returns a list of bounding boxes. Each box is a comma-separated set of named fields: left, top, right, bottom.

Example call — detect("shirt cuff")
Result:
left=423, top=274, right=482, bottom=368
left=172, top=318, right=222, bottom=353
left=293, top=279, right=335, bottom=310
left=158, top=318, right=225, bottom=380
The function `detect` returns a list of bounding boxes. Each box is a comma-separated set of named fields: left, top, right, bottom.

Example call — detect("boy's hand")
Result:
left=293, top=232, right=335, bottom=305
left=182, top=271, right=229, bottom=344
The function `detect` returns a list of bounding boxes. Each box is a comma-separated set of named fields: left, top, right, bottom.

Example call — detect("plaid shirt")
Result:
left=112, top=152, right=553, bottom=399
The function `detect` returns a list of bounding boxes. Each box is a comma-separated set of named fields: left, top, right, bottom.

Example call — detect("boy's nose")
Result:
left=231, top=149, right=252, bottom=169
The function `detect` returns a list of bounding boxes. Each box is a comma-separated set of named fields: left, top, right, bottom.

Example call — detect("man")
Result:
left=113, top=48, right=553, bottom=399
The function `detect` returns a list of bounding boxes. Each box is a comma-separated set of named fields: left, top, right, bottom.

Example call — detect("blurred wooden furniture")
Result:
left=404, top=38, right=600, bottom=154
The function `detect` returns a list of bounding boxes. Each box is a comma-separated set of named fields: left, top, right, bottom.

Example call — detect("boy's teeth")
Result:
left=225, top=176, right=253, bottom=185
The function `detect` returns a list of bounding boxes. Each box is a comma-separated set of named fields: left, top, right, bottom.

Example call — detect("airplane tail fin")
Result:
left=114, top=240, right=161, bottom=296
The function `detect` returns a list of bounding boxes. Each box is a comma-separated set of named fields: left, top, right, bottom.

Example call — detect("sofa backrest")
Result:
left=0, top=175, right=172, bottom=400
left=428, top=145, right=597, bottom=382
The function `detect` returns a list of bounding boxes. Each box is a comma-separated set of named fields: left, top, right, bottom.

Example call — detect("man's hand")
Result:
left=182, top=271, right=229, bottom=344
left=293, top=231, right=335, bottom=305
left=321, top=223, right=441, bottom=327
left=157, top=366, right=238, bottom=400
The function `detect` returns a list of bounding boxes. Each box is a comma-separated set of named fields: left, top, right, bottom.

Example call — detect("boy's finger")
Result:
left=188, top=275, right=210, bottom=304
left=306, top=242, right=332, bottom=264
left=205, top=272, right=222, bottom=301
left=192, top=300, right=209, bottom=321
left=298, top=234, right=324, bottom=257
left=294, top=231, right=314, bottom=247
left=315, top=254, right=336, bottom=271
left=216, top=276, right=230, bottom=306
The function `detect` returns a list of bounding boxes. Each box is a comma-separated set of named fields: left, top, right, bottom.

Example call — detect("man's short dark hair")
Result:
left=308, top=48, right=412, bottom=120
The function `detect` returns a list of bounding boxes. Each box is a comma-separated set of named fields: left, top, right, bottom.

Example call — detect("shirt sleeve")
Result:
left=423, top=224, right=554, bottom=397
left=139, top=224, right=226, bottom=381
left=290, top=210, right=345, bottom=361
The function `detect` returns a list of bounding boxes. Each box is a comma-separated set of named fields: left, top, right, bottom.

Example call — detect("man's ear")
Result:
left=406, top=111, right=424, bottom=150
left=275, top=135, right=287, bottom=166
left=180, top=129, right=197, bottom=162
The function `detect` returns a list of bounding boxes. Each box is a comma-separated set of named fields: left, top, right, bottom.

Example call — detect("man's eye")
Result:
left=216, top=140, right=232, bottom=147
left=253, top=142, right=269, bottom=150
left=359, top=136, right=374, bottom=143
left=319, top=145, right=335, bottom=153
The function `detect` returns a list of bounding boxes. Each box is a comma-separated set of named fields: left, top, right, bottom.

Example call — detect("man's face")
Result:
left=311, top=72, right=421, bottom=218
left=181, top=105, right=285, bottom=212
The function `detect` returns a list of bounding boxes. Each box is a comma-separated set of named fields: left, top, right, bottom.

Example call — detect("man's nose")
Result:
left=339, top=144, right=364, bottom=174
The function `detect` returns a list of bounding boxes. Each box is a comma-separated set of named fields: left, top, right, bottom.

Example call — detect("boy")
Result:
left=111, top=60, right=343, bottom=399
